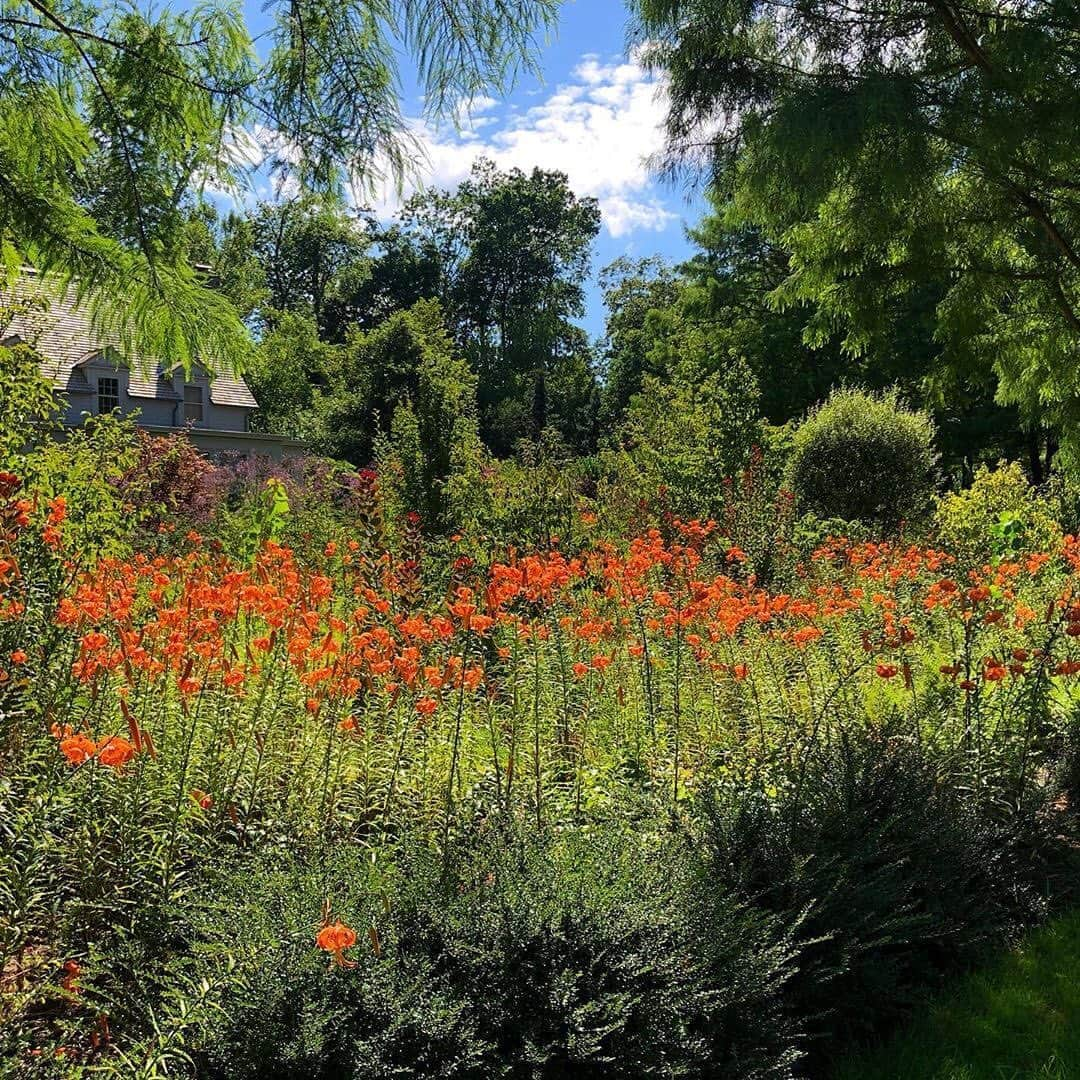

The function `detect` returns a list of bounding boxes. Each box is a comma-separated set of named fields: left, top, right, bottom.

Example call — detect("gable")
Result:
left=1, top=269, right=258, bottom=409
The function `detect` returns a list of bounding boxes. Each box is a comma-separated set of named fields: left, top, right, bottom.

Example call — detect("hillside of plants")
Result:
left=5, top=1, right=1080, bottom=1078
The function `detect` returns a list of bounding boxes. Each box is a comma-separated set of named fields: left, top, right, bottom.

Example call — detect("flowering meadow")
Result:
left=15, top=516, right=1080, bottom=843
left=3, top=424, right=1080, bottom=1077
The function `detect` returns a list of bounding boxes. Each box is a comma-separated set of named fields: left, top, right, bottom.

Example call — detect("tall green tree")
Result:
left=597, top=255, right=680, bottom=426
left=310, top=298, right=476, bottom=473
left=184, top=203, right=268, bottom=322
left=373, top=312, right=483, bottom=534
left=397, top=160, right=602, bottom=454
left=631, top=0, right=1080, bottom=466
left=344, top=220, right=446, bottom=332
left=245, top=311, right=339, bottom=438
left=245, top=195, right=371, bottom=341
left=0, top=0, right=558, bottom=372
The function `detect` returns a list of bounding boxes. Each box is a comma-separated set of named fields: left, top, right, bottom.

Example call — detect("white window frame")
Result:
left=183, top=383, right=204, bottom=424
left=97, top=376, right=120, bottom=414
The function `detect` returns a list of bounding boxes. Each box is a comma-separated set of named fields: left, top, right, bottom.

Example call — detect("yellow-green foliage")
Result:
left=25, top=413, right=146, bottom=561
left=934, top=463, right=1063, bottom=566
left=606, top=355, right=763, bottom=522
left=0, top=343, right=57, bottom=467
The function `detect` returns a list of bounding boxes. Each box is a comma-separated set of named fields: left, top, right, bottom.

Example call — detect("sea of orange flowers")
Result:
left=4, top=469, right=1080, bottom=818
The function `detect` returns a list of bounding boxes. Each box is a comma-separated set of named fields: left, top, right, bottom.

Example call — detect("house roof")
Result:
left=1, top=268, right=258, bottom=409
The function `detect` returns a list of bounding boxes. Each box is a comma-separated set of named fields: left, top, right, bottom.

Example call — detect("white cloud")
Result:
left=200, top=124, right=307, bottom=205
left=205, top=56, right=680, bottom=241
left=599, top=195, right=679, bottom=238
left=366, top=55, right=678, bottom=238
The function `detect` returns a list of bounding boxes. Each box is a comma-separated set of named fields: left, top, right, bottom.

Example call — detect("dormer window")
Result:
left=97, top=376, right=120, bottom=414
left=184, top=383, right=204, bottom=424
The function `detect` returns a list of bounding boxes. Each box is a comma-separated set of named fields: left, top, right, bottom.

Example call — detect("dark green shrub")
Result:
left=784, top=387, right=936, bottom=530
left=692, top=734, right=1052, bottom=1068
left=185, top=845, right=480, bottom=1080
left=396, top=833, right=800, bottom=1080
left=185, top=830, right=803, bottom=1079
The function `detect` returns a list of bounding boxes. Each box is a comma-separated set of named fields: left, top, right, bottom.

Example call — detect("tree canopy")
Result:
left=0, top=0, right=558, bottom=372
left=631, top=0, right=1080, bottom=460
left=223, top=161, right=603, bottom=460
left=597, top=256, right=680, bottom=426
left=397, top=160, right=602, bottom=453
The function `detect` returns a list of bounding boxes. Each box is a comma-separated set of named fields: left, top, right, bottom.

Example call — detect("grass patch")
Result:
left=833, top=912, right=1080, bottom=1080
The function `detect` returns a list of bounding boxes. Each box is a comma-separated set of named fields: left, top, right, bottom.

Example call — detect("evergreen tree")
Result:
left=310, top=298, right=476, bottom=473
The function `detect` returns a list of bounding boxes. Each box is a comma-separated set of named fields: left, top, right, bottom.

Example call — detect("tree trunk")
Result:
left=1027, top=427, right=1045, bottom=484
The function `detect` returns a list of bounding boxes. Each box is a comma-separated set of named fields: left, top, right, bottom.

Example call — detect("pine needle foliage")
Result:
left=0, top=0, right=558, bottom=373
left=630, top=0, right=1080, bottom=460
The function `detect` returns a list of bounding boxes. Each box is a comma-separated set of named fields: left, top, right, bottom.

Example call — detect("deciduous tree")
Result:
left=632, top=0, right=1080, bottom=463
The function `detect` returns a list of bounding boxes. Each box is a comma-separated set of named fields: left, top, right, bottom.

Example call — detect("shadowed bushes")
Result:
left=174, top=738, right=1073, bottom=1080
left=693, top=735, right=1062, bottom=1069
left=186, top=832, right=800, bottom=1079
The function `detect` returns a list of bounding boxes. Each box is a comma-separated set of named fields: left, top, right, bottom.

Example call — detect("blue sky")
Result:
left=237, top=0, right=701, bottom=338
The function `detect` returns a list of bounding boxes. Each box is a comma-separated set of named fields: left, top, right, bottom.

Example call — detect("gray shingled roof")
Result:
left=1, top=269, right=258, bottom=409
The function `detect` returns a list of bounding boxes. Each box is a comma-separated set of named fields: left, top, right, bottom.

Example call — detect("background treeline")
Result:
left=186, top=161, right=602, bottom=463
left=5, top=0, right=1077, bottom=492
left=185, top=158, right=1048, bottom=532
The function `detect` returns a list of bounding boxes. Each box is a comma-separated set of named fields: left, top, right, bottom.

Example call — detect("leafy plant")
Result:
left=784, top=387, right=937, bottom=530
left=0, top=343, right=57, bottom=469
left=607, top=353, right=763, bottom=522
left=693, top=735, right=1059, bottom=1068
left=934, top=462, right=1063, bottom=568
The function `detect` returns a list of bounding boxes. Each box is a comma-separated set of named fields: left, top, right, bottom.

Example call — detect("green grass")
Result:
left=833, top=912, right=1080, bottom=1079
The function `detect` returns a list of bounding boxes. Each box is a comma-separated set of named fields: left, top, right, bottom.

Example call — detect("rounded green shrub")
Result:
left=182, top=830, right=802, bottom=1079
left=784, top=387, right=937, bottom=530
